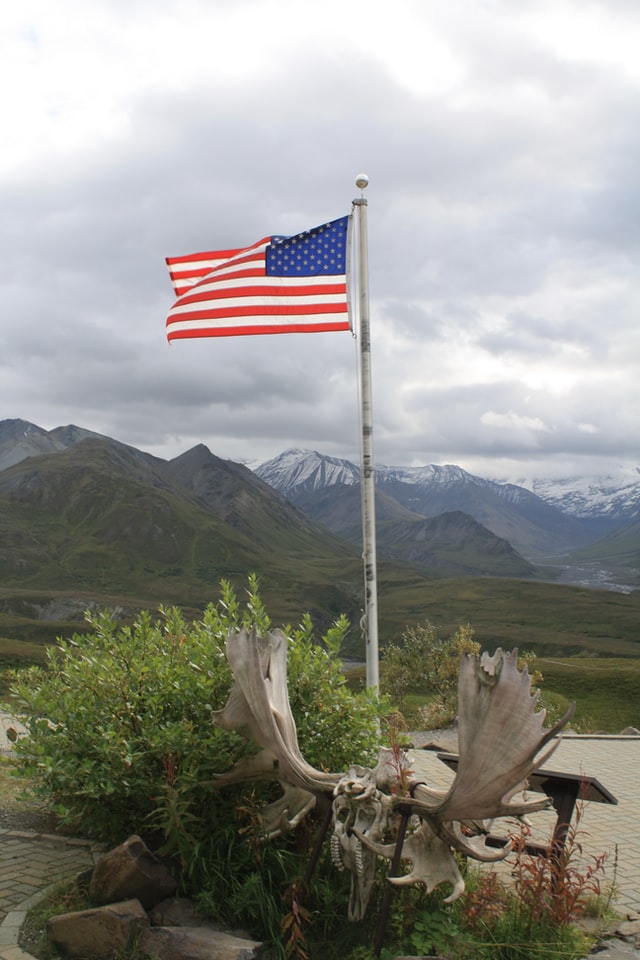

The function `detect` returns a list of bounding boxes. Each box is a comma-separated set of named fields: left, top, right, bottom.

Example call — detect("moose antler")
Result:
left=408, top=649, right=574, bottom=846
left=212, top=625, right=339, bottom=793
left=210, top=627, right=338, bottom=837
left=209, top=628, right=574, bottom=918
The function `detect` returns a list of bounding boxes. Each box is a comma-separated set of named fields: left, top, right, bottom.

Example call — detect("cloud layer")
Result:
left=2, top=0, right=638, bottom=479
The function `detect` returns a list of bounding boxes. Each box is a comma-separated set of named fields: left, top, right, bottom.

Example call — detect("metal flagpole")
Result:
left=353, top=174, right=379, bottom=690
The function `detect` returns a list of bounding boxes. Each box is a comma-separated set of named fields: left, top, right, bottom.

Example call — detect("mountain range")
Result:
left=0, top=419, right=638, bottom=656
left=518, top=471, right=640, bottom=524
left=255, top=448, right=640, bottom=584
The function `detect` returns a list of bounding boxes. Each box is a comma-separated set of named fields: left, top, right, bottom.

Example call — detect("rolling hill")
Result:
left=562, top=517, right=640, bottom=580
left=0, top=435, right=368, bottom=641
left=1, top=420, right=638, bottom=661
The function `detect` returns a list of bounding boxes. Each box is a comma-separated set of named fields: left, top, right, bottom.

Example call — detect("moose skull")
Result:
left=330, top=762, right=395, bottom=921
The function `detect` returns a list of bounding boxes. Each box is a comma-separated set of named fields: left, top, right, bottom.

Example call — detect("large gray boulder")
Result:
left=48, top=836, right=264, bottom=960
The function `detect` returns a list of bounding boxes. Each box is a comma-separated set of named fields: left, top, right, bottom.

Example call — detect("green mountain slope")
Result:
left=565, top=518, right=640, bottom=575
left=0, top=438, right=365, bottom=635
left=0, top=440, right=260, bottom=592
left=378, top=510, right=536, bottom=577
left=1, top=431, right=638, bottom=663
left=164, top=443, right=352, bottom=556
left=283, top=481, right=536, bottom=577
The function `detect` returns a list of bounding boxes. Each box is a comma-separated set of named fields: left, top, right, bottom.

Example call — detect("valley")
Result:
left=0, top=419, right=638, bottom=666
left=541, top=561, right=638, bottom=595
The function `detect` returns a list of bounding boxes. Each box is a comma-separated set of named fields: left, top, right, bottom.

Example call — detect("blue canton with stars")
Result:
left=266, top=216, right=348, bottom=277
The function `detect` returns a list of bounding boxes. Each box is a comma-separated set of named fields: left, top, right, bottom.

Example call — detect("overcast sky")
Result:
left=2, top=0, right=638, bottom=482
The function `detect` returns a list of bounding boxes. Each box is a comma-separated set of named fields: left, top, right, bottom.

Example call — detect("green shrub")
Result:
left=381, top=622, right=545, bottom=729
left=381, top=621, right=480, bottom=724
left=9, top=576, right=383, bottom=949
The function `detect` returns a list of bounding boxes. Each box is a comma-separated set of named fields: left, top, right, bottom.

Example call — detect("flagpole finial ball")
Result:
left=355, top=174, right=369, bottom=190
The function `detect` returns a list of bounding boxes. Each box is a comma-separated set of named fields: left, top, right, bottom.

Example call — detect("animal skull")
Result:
left=330, top=760, right=395, bottom=921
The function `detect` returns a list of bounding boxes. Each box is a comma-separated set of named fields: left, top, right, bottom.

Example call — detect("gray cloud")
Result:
left=1, top=0, right=638, bottom=480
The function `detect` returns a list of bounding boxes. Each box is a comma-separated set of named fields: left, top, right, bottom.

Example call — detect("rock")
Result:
left=620, top=727, right=640, bottom=736
left=89, top=834, right=177, bottom=909
left=150, top=897, right=221, bottom=929
left=586, top=939, right=640, bottom=958
left=47, top=898, right=149, bottom=959
left=141, top=925, right=263, bottom=960
left=616, top=919, right=640, bottom=939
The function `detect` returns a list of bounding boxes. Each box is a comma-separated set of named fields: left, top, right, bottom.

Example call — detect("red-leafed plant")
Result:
left=510, top=797, right=608, bottom=930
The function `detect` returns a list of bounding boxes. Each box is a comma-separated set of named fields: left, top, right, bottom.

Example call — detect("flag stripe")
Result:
left=167, top=247, right=243, bottom=266
left=170, top=301, right=349, bottom=322
left=173, top=281, right=347, bottom=308
left=167, top=246, right=263, bottom=295
left=169, top=247, right=270, bottom=296
left=173, top=268, right=266, bottom=298
left=167, top=318, right=350, bottom=339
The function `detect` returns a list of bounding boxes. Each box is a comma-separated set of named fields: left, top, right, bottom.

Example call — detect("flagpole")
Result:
left=353, top=174, right=379, bottom=690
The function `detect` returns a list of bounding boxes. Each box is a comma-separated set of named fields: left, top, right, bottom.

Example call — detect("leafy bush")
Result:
left=381, top=621, right=544, bottom=729
left=381, top=621, right=480, bottom=724
left=9, top=576, right=383, bottom=948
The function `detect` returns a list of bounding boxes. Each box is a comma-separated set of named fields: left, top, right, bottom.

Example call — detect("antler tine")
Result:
left=211, top=626, right=339, bottom=795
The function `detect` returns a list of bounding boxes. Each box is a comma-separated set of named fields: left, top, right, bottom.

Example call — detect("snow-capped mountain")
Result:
left=523, top=470, right=640, bottom=524
left=257, top=449, right=640, bottom=529
left=255, top=447, right=360, bottom=494
left=257, top=450, right=517, bottom=496
left=255, top=449, right=603, bottom=557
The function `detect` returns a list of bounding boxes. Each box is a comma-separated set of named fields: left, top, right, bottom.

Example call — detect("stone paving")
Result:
left=410, top=733, right=640, bottom=915
left=0, top=713, right=104, bottom=959
left=0, top=830, right=103, bottom=960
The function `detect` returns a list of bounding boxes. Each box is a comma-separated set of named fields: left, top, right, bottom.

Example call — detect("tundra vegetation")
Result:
left=379, top=622, right=544, bottom=729
left=5, top=578, right=617, bottom=959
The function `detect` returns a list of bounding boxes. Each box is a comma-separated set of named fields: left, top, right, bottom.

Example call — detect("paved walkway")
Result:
left=0, top=713, right=105, bottom=959
left=410, top=733, right=640, bottom=915
left=0, top=830, right=103, bottom=960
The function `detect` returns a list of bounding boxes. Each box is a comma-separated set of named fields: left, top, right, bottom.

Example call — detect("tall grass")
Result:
left=539, top=657, right=640, bottom=732
left=346, top=656, right=640, bottom=733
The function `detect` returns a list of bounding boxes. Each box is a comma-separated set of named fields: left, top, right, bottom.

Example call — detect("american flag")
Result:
left=166, top=216, right=351, bottom=341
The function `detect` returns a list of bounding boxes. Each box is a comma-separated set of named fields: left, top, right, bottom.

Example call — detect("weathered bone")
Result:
left=211, top=626, right=339, bottom=795
left=406, top=649, right=574, bottom=826
left=354, top=819, right=466, bottom=902
left=331, top=758, right=396, bottom=920
left=209, top=629, right=574, bottom=920
left=253, top=783, right=317, bottom=839
left=382, top=648, right=574, bottom=884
